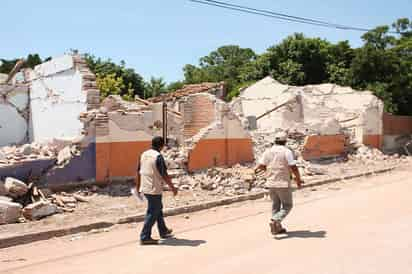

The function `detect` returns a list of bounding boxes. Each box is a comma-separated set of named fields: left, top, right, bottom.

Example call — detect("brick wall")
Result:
left=183, top=94, right=216, bottom=139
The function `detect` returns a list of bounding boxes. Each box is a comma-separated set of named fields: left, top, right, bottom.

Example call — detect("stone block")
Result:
left=4, top=177, right=28, bottom=198
left=0, top=180, right=6, bottom=196
left=22, top=201, right=58, bottom=220
left=0, top=196, right=13, bottom=202
left=0, top=200, right=22, bottom=224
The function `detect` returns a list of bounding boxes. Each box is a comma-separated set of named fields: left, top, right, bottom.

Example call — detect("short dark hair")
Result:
left=152, top=136, right=165, bottom=151
left=275, top=140, right=287, bottom=146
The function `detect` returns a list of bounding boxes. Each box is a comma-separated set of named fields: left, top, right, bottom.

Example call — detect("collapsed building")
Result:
left=232, top=76, right=412, bottom=159
left=1, top=56, right=412, bottom=225
left=0, top=56, right=254, bottom=189
left=94, top=84, right=254, bottom=182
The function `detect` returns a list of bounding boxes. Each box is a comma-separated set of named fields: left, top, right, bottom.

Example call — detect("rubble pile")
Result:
left=0, top=143, right=57, bottom=166
left=163, top=147, right=188, bottom=170
left=252, top=130, right=307, bottom=159
left=0, top=176, right=91, bottom=224
left=172, top=165, right=262, bottom=196
left=348, top=144, right=408, bottom=164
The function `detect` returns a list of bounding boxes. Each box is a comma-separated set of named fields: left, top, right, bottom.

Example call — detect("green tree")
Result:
left=144, top=77, right=167, bottom=98
left=0, top=54, right=44, bottom=74
left=183, top=45, right=258, bottom=99
left=167, top=81, right=185, bottom=92
left=84, top=54, right=145, bottom=100
left=350, top=19, right=412, bottom=115
left=96, top=73, right=125, bottom=98
left=265, top=33, right=331, bottom=85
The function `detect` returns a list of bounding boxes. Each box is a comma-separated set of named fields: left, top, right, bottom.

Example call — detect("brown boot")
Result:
left=269, top=220, right=281, bottom=235
left=270, top=220, right=287, bottom=235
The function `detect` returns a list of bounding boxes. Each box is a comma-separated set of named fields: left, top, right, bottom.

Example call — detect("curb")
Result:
left=0, top=166, right=396, bottom=249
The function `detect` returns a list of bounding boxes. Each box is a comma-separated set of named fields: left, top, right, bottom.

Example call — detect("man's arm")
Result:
left=289, top=165, right=303, bottom=188
left=285, top=149, right=303, bottom=188
left=135, top=162, right=141, bottom=192
left=156, top=155, right=178, bottom=196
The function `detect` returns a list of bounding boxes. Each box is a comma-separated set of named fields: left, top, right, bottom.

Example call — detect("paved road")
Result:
left=1, top=170, right=412, bottom=274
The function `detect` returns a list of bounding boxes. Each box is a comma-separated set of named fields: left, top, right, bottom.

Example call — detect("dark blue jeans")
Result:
left=140, top=194, right=168, bottom=241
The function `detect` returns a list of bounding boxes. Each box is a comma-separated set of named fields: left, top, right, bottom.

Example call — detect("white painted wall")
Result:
left=0, top=104, right=27, bottom=146
left=239, top=77, right=383, bottom=138
left=28, top=55, right=87, bottom=142
left=0, top=85, right=29, bottom=147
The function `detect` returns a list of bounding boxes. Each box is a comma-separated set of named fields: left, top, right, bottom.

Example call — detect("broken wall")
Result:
left=27, top=55, right=87, bottom=142
left=182, top=94, right=216, bottom=139
left=0, top=84, right=30, bottom=146
left=382, top=112, right=412, bottom=153
left=0, top=54, right=101, bottom=188
left=186, top=93, right=254, bottom=171
left=238, top=77, right=384, bottom=154
left=95, top=96, right=184, bottom=182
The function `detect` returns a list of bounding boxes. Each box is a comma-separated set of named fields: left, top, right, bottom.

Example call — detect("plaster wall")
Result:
left=187, top=94, right=254, bottom=171
left=0, top=85, right=29, bottom=146
left=28, top=55, right=86, bottom=142
left=239, top=77, right=384, bottom=146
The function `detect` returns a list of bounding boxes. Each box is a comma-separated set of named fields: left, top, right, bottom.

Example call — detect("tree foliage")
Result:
left=0, top=54, right=45, bottom=74
left=144, top=77, right=167, bottom=99
left=183, top=45, right=258, bottom=93
left=182, top=18, right=412, bottom=115
left=84, top=55, right=145, bottom=101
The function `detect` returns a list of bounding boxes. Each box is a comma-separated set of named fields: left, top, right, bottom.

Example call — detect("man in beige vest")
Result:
left=136, top=136, right=178, bottom=245
left=254, top=132, right=303, bottom=235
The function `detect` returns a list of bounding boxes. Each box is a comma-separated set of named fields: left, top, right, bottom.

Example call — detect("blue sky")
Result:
left=1, top=0, right=410, bottom=82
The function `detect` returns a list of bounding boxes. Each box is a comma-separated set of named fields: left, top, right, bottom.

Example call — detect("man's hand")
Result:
left=164, top=175, right=178, bottom=196
left=254, top=164, right=267, bottom=175
left=172, top=187, right=178, bottom=196
left=296, top=179, right=304, bottom=189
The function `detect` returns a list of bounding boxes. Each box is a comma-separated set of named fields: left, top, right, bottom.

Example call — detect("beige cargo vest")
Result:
left=139, top=149, right=165, bottom=195
left=265, top=146, right=291, bottom=189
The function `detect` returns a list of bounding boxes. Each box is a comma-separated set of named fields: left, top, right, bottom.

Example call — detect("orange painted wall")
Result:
left=227, top=138, right=255, bottom=166
left=302, top=135, right=345, bottom=160
left=96, top=143, right=111, bottom=182
left=96, top=141, right=151, bottom=182
left=188, top=138, right=254, bottom=171
left=363, top=135, right=382, bottom=149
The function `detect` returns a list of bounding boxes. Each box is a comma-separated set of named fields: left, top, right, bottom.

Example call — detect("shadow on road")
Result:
left=160, top=238, right=207, bottom=247
left=275, top=230, right=327, bottom=240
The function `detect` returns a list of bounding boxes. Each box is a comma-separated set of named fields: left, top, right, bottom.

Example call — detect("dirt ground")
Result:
left=2, top=166, right=412, bottom=274
left=0, top=157, right=410, bottom=238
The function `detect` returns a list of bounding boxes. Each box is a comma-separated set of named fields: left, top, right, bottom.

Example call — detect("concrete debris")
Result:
left=22, top=201, right=58, bottom=220
left=0, top=142, right=56, bottom=166
left=20, top=144, right=32, bottom=155
left=0, top=200, right=22, bottom=224
left=350, top=145, right=387, bottom=161
left=0, top=180, right=6, bottom=196
left=4, top=177, right=28, bottom=198
left=149, top=82, right=226, bottom=103
left=171, top=166, right=260, bottom=196
left=0, top=196, right=13, bottom=202
left=57, top=146, right=78, bottom=166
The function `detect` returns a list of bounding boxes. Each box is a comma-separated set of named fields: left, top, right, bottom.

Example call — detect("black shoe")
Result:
left=160, top=229, right=174, bottom=239
left=140, top=238, right=159, bottom=245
